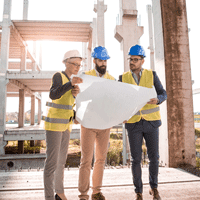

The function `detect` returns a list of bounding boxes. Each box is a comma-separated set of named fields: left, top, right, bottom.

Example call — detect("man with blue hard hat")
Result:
left=84, top=46, right=114, bottom=79
left=78, top=46, right=115, bottom=200
left=119, top=44, right=167, bottom=200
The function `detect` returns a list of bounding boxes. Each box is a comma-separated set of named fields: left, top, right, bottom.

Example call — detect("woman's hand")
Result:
left=71, top=77, right=83, bottom=86
left=71, top=85, right=80, bottom=97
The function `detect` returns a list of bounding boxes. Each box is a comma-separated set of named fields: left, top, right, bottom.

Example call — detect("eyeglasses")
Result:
left=128, top=58, right=143, bottom=63
left=67, top=62, right=82, bottom=68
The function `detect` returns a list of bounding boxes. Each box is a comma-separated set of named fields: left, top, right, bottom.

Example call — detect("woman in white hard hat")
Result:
left=43, top=50, right=83, bottom=200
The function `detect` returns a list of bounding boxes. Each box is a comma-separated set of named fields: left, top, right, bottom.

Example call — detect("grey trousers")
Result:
left=44, top=129, right=70, bottom=200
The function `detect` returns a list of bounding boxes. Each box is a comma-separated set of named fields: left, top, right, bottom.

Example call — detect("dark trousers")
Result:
left=126, top=119, right=159, bottom=193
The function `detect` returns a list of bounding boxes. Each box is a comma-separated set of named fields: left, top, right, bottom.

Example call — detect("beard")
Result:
left=96, top=63, right=107, bottom=75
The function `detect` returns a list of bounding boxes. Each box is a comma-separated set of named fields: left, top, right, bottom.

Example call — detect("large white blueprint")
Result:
left=75, top=74, right=157, bottom=129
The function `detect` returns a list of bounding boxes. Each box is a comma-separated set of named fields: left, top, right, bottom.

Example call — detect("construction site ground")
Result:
left=0, top=166, right=200, bottom=200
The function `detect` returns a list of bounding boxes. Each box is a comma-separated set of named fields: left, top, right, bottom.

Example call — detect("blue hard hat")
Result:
left=128, top=45, right=146, bottom=57
left=91, top=46, right=110, bottom=60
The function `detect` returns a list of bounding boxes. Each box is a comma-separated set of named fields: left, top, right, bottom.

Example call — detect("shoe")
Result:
left=92, top=192, right=107, bottom=200
left=135, top=193, right=143, bottom=200
left=55, top=194, right=62, bottom=200
left=149, top=188, right=161, bottom=200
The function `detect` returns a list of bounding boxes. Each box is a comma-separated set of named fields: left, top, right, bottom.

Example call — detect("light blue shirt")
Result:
left=131, top=69, right=143, bottom=85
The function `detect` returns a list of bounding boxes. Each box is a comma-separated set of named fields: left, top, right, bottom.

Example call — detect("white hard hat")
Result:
left=62, top=50, right=82, bottom=63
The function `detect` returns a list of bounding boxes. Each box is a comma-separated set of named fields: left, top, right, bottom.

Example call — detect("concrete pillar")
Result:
left=152, top=0, right=169, bottom=167
left=82, top=42, right=88, bottom=71
left=37, top=98, right=41, bottom=125
left=38, top=43, right=42, bottom=125
left=30, top=95, right=35, bottom=147
left=159, top=0, right=196, bottom=167
left=21, top=0, right=28, bottom=72
left=39, top=42, right=42, bottom=69
left=32, top=41, right=37, bottom=71
left=92, top=18, right=97, bottom=69
left=0, top=0, right=12, bottom=155
left=92, top=18, right=97, bottom=48
left=94, top=0, right=107, bottom=46
left=122, top=124, right=130, bottom=165
left=23, top=0, right=29, bottom=20
left=32, top=61, right=36, bottom=71
left=87, top=48, right=92, bottom=70
left=18, top=89, right=25, bottom=128
left=114, top=0, right=144, bottom=72
left=20, top=46, right=27, bottom=71
left=31, top=95, right=35, bottom=125
left=18, top=89, right=25, bottom=153
left=147, top=5, right=155, bottom=71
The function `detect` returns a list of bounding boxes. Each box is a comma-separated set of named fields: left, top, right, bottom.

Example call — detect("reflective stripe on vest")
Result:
left=135, top=107, right=160, bottom=116
left=46, top=102, right=73, bottom=110
left=42, top=116, right=71, bottom=124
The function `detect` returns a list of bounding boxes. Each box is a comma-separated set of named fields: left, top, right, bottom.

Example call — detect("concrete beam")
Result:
left=9, top=79, right=34, bottom=95
left=7, top=71, right=57, bottom=79
left=4, top=129, right=80, bottom=141
left=6, top=92, right=41, bottom=100
left=193, top=88, right=200, bottom=95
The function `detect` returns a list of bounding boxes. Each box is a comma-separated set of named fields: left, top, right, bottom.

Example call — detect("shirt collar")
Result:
left=131, top=68, right=143, bottom=77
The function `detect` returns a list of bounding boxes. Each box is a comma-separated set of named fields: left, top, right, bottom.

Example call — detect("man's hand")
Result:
left=71, top=85, right=80, bottom=97
left=71, top=77, right=83, bottom=86
left=147, top=98, right=159, bottom=104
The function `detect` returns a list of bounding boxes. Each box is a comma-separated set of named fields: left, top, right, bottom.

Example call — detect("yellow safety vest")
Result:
left=43, top=72, right=75, bottom=132
left=85, top=69, right=115, bottom=80
left=122, top=69, right=161, bottom=123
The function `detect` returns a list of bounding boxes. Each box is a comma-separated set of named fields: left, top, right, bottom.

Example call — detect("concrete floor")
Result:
left=0, top=167, right=200, bottom=200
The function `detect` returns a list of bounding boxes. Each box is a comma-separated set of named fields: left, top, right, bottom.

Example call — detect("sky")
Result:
left=0, top=0, right=200, bottom=113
